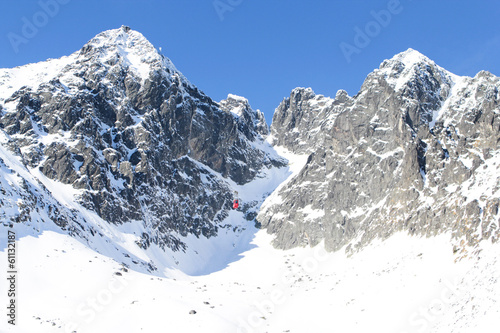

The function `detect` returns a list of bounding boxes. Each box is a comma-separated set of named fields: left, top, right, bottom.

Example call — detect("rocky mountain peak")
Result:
left=219, top=94, right=269, bottom=137
left=219, top=94, right=252, bottom=119
left=260, top=49, right=500, bottom=255
left=290, top=87, right=316, bottom=99
left=0, top=27, right=283, bottom=265
left=382, top=48, right=433, bottom=68
left=334, top=89, right=351, bottom=103
left=75, top=26, right=191, bottom=95
left=373, top=48, right=453, bottom=97
left=270, top=87, right=338, bottom=154
left=81, top=26, right=157, bottom=61
left=84, top=25, right=152, bottom=49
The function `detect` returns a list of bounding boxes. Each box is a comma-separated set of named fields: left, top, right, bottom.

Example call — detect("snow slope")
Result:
left=1, top=144, right=499, bottom=333
left=1, top=226, right=499, bottom=333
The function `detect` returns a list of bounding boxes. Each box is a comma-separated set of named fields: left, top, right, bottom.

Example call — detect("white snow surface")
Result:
left=2, top=227, right=499, bottom=333
left=0, top=54, right=76, bottom=102
left=227, top=94, right=248, bottom=103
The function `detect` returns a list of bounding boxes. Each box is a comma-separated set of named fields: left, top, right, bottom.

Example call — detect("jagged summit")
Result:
left=83, top=25, right=154, bottom=52
left=77, top=26, right=191, bottom=87
left=384, top=48, right=434, bottom=68
left=370, top=48, right=455, bottom=94
left=290, top=87, right=315, bottom=94
left=261, top=48, right=500, bottom=254
left=0, top=26, right=193, bottom=104
left=0, top=26, right=282, bottom=269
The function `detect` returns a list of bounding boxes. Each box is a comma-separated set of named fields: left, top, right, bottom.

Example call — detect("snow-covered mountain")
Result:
left=260, top=48, right=500, bottom=257
left=0, top=26, right=285, bottom=274
left=1, top=27, right=499, bottom=333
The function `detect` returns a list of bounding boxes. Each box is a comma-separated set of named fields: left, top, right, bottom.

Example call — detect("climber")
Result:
left=232, top=190, right=239, bottom=209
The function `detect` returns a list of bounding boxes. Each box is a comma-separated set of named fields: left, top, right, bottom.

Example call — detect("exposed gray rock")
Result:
left=0, top=26, right=281, bottom=254
left=259, top=49, right=500, bottom=255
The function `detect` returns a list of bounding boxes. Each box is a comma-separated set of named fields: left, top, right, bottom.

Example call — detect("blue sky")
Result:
left=1, top=0, right=500, bottom=123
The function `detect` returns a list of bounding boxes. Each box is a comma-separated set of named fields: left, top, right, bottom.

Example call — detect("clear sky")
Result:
left=1, top=0, right=500, bottom=123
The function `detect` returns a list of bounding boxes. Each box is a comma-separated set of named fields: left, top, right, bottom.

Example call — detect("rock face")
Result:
left=0, top=26, right=281, bottom=252
left=258, top=49, right=500, bottom=254
left=1, top=30, right=498, bottom=262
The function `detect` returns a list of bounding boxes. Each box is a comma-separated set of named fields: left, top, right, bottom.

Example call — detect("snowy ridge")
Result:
left=0, top=54, right=76, bottom=102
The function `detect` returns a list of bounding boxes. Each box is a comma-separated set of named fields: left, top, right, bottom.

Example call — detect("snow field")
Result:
left=1, top=228, right=498, bottom=333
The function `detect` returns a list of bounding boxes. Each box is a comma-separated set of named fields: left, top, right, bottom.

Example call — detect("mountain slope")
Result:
left=1, top=29, right=500, bottom=333
left=0, top=26, right=285, bottom=274
left=259, top=49, right=500, bottom=255
left=2, top=224, right=499, bottom=333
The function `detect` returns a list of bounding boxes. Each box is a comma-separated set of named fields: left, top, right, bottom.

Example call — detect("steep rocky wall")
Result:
left=0, top=26, right=282, bottom=252
left=259, top=50, right=500, bottom=255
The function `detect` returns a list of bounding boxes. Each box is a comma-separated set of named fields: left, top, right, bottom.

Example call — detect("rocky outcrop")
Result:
left=259, top=49, right=500, bottom=255
left=0, top=26, right=281, bottom=252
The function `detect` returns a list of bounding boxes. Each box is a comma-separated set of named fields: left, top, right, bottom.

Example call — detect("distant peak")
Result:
left=77, top=27, right=190, bottom=85
left=226, top=94, right=249, bottom=104
left=394, top=48, right=432, bottom=65
left=399, top=47, right=421, bottom=56
left=474, top=70, right=498, bottom=81
left=380, top=48, right=434, bottom=70
left=287, top=87, right=317, bottom=103
left=85, top=26, right=153, bottom=50
left=291, top=87, right=315, bottom=94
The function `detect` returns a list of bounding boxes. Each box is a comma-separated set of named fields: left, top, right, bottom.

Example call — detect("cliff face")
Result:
left=0, top=26, right=282, bottom=255
left=259, top=49, right=500, bottom=254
